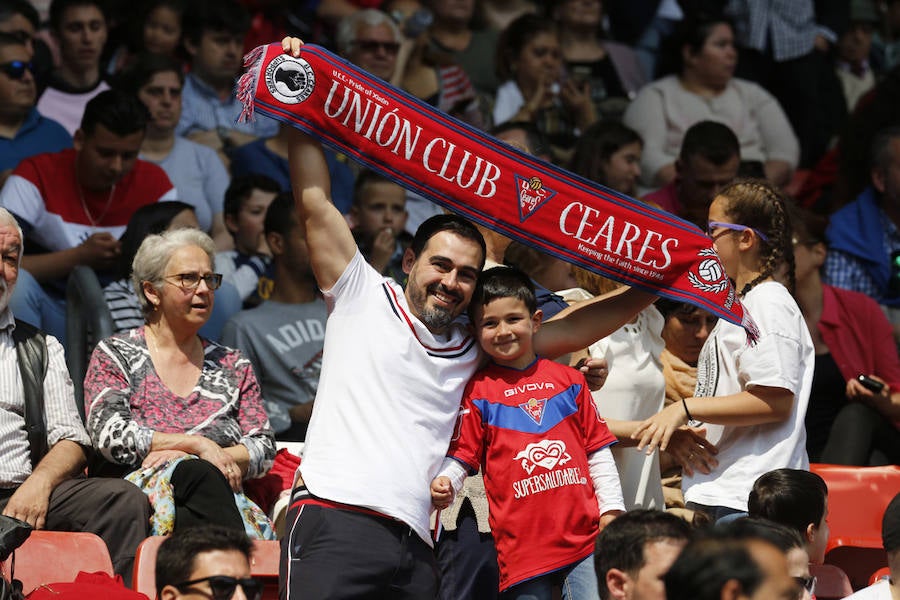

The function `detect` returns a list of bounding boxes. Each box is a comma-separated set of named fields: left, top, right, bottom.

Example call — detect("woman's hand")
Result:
left=560, top=77, right=596, bottom=128
left=846, top=374, right=890, bottom=405
left=142, top=449, right=188, bottom=470
left=282, top=36, right=304, bottom=57
left=196, top=438, right=243, bottom=491
left=632, top=401, right=690, bottom=454
left=664, top=427, right=719, bottom=476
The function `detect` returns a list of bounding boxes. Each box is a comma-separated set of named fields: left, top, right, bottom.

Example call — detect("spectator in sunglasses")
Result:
left=156, top=525, right=264, bottom=600
left=336, top=9, right=403, bottom=83
left=0, top=33, right=71, bottom=182
left=0, top=0, right=53, bottom=85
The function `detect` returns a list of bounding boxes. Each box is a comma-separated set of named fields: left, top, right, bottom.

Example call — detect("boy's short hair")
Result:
left=49, top=0, right=106, bottom=31
left=352, top=169, right=401, bottom=207
left=223, top=174, right=281, bottom=218
left=748, top=468, right=829, bottom=536
left=468, top=265, right=537, bottom=321
left=182, top=0, right=249, bottom=45
left=264, top=192, right=297, bottom=237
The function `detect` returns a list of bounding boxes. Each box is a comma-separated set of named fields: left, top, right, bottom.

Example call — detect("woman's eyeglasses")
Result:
left=706, top=221, right=769, bottom=243
left=173, top=575, right=263, bottom=600
left=164, top=272, right=223, bottom=290
left=0, top=61, right=33, bottom=80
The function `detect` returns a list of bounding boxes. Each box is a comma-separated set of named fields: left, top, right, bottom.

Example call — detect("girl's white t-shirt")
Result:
left=685, top=281, right=814, bottom=511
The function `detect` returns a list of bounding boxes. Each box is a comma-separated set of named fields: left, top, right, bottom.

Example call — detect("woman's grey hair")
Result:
left=336, top=9, right=401, bottom=56
left=132, top=228, right=216, bottom=317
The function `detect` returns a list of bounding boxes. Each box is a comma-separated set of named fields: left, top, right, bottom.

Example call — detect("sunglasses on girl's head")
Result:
left=0, top=61, right=33, bottom=80
left=174, top=575, right=263, bottom=600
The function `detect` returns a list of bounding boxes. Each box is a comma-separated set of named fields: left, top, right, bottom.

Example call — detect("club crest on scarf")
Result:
left=265, top=55, right=315, bottom=104
left=688, top=248, right=733, bottom=306
left=519, top=397, right=547, bottom=425
left=514, top=175, right=557, bottom=222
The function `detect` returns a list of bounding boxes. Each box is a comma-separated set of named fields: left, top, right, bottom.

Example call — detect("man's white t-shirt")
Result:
left=299, top=251, right=482, bottom=545
left=685, top=281, right=814, bottom=511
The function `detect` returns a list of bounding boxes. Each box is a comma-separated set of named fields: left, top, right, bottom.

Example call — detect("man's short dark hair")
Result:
left=679, top=120, right=740, bottom=166
left=115, top=52, right=184, bottom=95
left=0, top=30, right=26, bottom=52
left=870, top=125, right=900, bottom=171
left=724, top=517, right=806, bottom=553
left=665, top=535, right=765, bottom=600
left=181, top=0, right=249, bottom=46
left=409, top=213, right=486, bottom=269
left=155, top=525, right=253, bottom=592
left=264, top=192, right=297, bottom=237
left=223, top=174, right=281, bottom=218
left=468, top=265, right=537, bottom=321
left=49, top=0, right=107, bottom=31
left=748, top=468, right=828, bottom=537
left=0, top=0, right=39, bottom=30
left=80, top=89, right=150, bottom=137
left=596, top=509, right=693, bottom=599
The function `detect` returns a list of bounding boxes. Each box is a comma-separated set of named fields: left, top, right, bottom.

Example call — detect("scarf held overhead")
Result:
left=238, top=43, right=757, bottom=338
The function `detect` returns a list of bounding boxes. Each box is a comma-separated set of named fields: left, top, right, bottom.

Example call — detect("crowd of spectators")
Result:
left=0, top=0, right=899, bottom=598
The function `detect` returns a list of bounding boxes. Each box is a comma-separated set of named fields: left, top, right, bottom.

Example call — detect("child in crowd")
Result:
left=216, top=174, right=280, bottom=307
left=431, top=266, right=625, bottom=599
left=634, top=179, right=814, bottom=523
left=349, top=170, right=411, bottom=282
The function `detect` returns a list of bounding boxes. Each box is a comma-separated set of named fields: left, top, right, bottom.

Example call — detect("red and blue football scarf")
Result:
left=238, top=43, right=758, bottom=338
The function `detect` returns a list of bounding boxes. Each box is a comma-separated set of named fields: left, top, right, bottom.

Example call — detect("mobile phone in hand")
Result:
left=857, top=375, right=886, bottom=394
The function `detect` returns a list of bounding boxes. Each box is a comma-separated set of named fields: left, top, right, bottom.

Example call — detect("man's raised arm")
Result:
left=535, top=287, right=657, bottom=359
left=283, top=37, right=357, bottom=290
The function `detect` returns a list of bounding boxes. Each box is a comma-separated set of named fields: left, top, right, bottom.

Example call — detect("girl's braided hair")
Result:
left=717, top=179, right=796, bottom=296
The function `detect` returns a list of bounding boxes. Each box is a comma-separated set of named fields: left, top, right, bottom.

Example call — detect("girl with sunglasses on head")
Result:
left=633, top=179, right=815, bottom=523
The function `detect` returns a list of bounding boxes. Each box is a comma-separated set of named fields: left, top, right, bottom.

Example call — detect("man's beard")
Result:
left=407, top=280, right=461, bottom=333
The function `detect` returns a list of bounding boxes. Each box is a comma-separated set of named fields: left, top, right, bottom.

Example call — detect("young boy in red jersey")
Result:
left=431, top=266, right=625, bottom=599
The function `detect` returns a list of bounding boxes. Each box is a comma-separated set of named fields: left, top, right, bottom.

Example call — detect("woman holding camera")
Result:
left=792, top=206, right=900, bottom=465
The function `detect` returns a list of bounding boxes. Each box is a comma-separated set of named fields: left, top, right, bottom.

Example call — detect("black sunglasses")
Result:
left=353, top=39, right=401, bottom=54
left=794, top=575, right=816, bottom=595
left=173, top=575, right=263, bottom=600
left=0, top=60, right=32, bottom=80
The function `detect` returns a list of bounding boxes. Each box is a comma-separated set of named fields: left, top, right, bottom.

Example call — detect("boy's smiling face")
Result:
left=473, top=296, right=542, bottom=369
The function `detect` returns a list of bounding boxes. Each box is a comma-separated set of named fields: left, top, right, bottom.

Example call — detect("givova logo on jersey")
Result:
left=512, top=439, right=587, bottom=499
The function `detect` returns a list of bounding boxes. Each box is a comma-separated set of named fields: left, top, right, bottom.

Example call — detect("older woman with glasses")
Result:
left=84, top=228, right=276, bottom=539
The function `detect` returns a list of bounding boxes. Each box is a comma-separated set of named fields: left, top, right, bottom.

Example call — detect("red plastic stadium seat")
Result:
left=0, top=530, right=114, bottom=595
left=810, top=464, right=900, bottom=588
left=132, top=536, right=166, bottom=599
left=133, top=536, right=280, bottom=600
left=810, top=563, right=854, bottom=600
left=868, top=566, right=891, bottom=586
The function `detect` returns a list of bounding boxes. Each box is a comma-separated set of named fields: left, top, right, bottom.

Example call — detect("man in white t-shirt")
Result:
left=279, top=37, right=656, bottom=599
left=845, top=492, right=900, bottom=600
